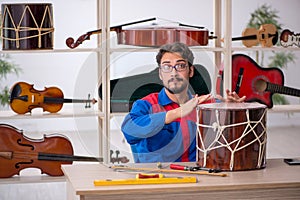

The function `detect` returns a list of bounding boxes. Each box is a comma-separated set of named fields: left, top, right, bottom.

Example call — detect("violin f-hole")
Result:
left=17, top=139, right=34, bottom=150
left=15, top=160, right=34, bottom=169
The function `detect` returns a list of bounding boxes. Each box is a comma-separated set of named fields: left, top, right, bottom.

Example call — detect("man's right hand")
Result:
left=180, top=94, right=212, bottom=117
left=165, top=94, right=212, bottom=124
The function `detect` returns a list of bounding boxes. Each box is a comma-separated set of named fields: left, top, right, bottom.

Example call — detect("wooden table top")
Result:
left=61, top=159, right=300, bottom=196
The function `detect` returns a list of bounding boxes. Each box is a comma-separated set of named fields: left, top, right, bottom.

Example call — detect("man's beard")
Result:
left=165, top=77, right=188, bottom=94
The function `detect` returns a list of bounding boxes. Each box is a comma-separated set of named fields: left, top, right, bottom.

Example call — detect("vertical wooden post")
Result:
left=223, top=0, right=232, bottom=95
left=213, top=0, right=222, bottom=96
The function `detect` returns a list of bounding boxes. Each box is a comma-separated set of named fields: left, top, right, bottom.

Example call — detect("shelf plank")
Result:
left=268, top=104, right=300, bottom=113
left=0, top=174, right=65, bottom=185
left=2, top=46, right=298, bottom=54
left=2, top=105, right=299, bottom=119
left=109, top=46, right=225, bottom=52
left=232, top=46, right=300, bottom=52
left=1, top=46, right=226, bottom=54
left=0, top=109, right=104, bottom=120
left=0, top=48, right=101, bottom=54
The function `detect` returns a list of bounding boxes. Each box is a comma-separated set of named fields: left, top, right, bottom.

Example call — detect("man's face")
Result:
left=159, top=52, right=194, bottom=94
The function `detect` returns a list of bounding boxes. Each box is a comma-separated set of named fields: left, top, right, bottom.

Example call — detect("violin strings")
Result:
left=155, top=17, right=178, bottom=26
left=155, top=18, right=204, bottom=29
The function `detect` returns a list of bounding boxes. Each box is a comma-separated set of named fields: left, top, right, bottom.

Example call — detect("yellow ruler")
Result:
left=94, top=176, right=197, bottom=186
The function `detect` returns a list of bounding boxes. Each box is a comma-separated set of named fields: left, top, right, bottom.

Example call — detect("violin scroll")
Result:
left=66, top=33, right=92, bottom=49
left=66, top=37, right=75, bottom=48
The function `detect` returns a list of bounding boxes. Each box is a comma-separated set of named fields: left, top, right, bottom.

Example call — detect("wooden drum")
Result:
left=196, top=102, right=267, bottom=171
left=1, top=3, right=54, bottom=50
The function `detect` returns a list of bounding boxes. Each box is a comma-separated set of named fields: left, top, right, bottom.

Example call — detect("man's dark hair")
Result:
left=156, top=42, right=194, bottom=67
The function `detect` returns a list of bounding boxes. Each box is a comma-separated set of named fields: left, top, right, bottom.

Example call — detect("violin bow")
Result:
left=66, top=17, right=157, bottom=49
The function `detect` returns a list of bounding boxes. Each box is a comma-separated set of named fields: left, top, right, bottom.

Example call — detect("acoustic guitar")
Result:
left=221, top=24, right=278, bottom=47
left=280, top=29, right=300, bottom=48
left=231, top=54, right=300, bottom=108
left=231, top=24, right=278, bottom=47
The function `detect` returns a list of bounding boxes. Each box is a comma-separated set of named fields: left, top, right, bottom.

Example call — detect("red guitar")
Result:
left=231, top=54, right=300, bottom=108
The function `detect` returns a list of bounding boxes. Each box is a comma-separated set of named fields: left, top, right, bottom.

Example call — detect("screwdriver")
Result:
left=170, top=164, right=222, bottom=173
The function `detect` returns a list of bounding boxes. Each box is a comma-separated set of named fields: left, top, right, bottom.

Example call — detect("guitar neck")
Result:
left=232, top=34, right=257, bottom=41
left=232, top=33, right=277, bottom=41
left=267, top=82, right=300, bottom=97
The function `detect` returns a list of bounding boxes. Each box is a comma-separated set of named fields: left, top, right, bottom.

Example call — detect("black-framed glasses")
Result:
left=159, top=63, right=188, bottom=73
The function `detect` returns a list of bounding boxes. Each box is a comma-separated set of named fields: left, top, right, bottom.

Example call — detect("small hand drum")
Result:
left=196, top=102, right=267, bottom=171
left=1, top=3, right=54, bottom=50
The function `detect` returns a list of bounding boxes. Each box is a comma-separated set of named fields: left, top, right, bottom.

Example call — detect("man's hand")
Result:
left=216, top=89, right=246, bottom=103
left=180, top=94, right=212, bottom=117
left=165, top=94, right=212, bottom=124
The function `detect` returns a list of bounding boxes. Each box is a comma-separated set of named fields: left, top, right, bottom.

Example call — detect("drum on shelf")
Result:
left=1, top=3, right=54, bottom=50
left=196, top=102, right=267, bottom=171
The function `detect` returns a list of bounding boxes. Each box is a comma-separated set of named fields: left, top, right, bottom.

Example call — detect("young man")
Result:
left=121, top=42, right=245, bottom=163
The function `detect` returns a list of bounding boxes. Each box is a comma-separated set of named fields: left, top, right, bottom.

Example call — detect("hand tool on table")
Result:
left=94, top=173, right=197, bottom=186
left=170, top=164, right=223, bottom=173
left=110, top=165, right=227, bottom=177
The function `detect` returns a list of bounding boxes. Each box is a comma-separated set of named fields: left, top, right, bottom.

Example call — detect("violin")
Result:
left=66, top=17, right=216, bottom=48
left=9, top=81, right=97, bottom=114
left=0, top=124, right=129, bottom=178
left=228, top=24, right=278, bottom=47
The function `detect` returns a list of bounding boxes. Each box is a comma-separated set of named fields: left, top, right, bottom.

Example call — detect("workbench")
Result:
left=61, top=159, right=300, bottom=200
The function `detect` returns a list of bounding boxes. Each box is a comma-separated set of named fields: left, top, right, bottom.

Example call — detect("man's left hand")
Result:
left=216, top=89, right=246, bottom=103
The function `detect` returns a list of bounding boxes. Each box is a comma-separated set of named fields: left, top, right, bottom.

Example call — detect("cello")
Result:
left=66, top=18, right=216, bottom=48
left=0, top=124, right=129, bottom=178
left=9, top=81, right=97, bottom=114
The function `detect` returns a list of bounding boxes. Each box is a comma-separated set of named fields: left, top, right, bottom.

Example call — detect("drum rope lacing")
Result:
left=196, top=108, right=267, bottom=171
left=0, top=5, right=54, bottom=48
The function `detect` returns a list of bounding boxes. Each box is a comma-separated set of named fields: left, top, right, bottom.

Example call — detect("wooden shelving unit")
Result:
left=1, top=1, right=299, bottom=200
left=1, top=0, right=299, bottom=166
left=1, top=0, right=299, bottom=173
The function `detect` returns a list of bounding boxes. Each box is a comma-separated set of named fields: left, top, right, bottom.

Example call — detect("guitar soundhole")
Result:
left=254, top=79, right=267, bottom=92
